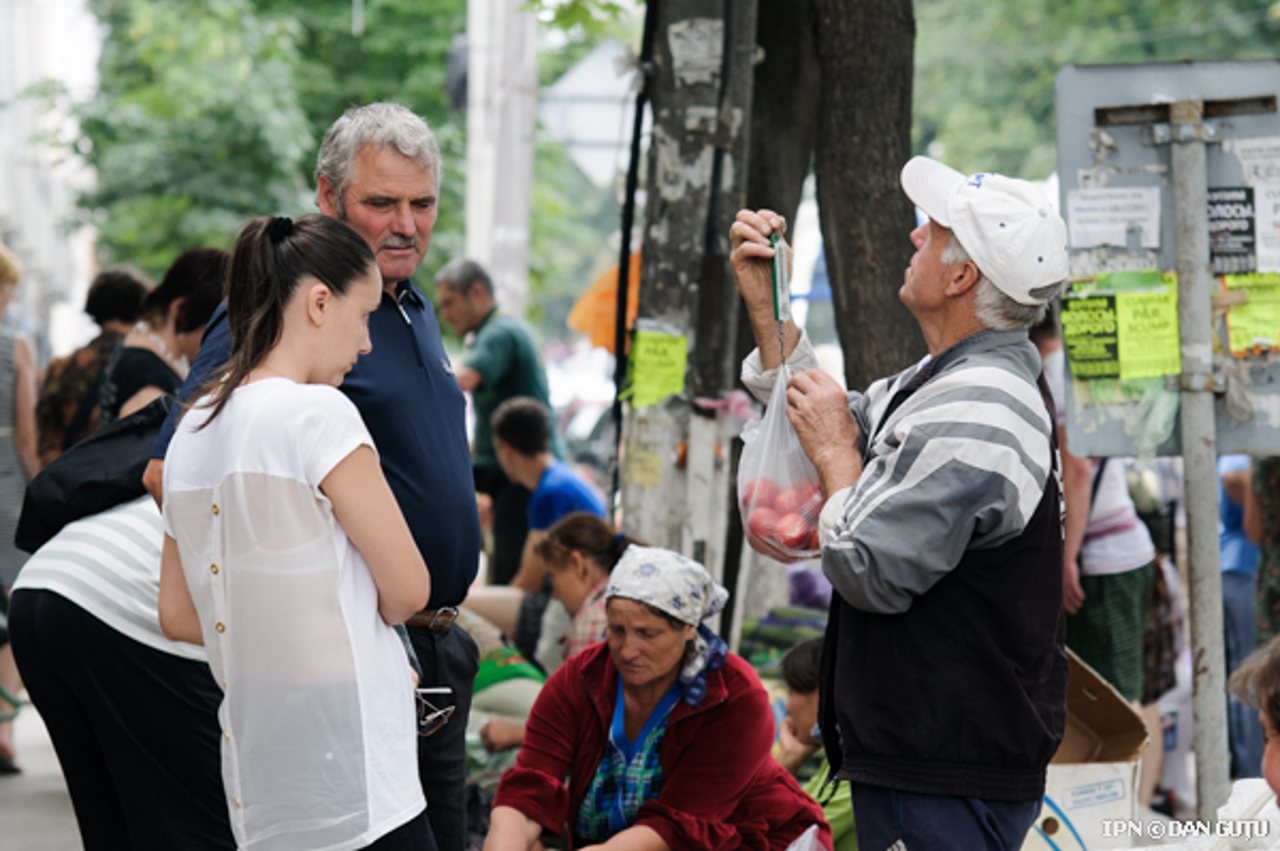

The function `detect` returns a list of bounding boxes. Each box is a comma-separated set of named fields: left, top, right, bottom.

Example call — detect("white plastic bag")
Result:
left=738, top=362, right=822, bottom=563
left=784, top=824, right=822, bottom=851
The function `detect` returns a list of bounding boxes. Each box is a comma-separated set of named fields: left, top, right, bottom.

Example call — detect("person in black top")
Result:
left=97, top=248, right=224, bottom=425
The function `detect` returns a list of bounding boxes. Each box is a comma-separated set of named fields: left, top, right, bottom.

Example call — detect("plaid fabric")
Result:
left=1067, top=562, right=1155, bottom=702
left=563, top=580, right=609, bottom=661
left=574, top=716, right=669, bottom=841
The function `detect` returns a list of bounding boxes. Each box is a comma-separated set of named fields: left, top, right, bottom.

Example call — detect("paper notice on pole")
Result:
left=1225, top=136, right=1280, bottom=186
left=1115, top=288, right=1180, bottom=380
left=627, top=329, right=688, bottom=407
left=1066, top=187, right=1161, bottom=249
left=1061, top=295, right=1120, bottom=379
left=1208, top=187, right=1257, bottom=275
left=1224, top=273, right=1280, bottom=354
left=1255, top=185, right=1280, bottom=273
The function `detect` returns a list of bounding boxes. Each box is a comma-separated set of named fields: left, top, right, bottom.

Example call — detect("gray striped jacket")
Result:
left=742, top=329, right=1057, bottom=616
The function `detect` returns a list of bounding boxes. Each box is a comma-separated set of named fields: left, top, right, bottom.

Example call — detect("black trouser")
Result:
left=365, top=809, right=433, bottom=850
left=474, top=465, right=530, bottom=586
left=408, top=621, right=480, bottom=851
left=9, top=589, right=234, bottom=850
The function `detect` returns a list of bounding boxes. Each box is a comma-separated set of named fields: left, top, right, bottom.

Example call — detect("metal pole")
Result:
left=1170, top=98, right=1230, bottom=819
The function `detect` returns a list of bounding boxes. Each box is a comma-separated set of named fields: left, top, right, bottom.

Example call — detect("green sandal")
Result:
left=0, top=682, right=21, bottom=724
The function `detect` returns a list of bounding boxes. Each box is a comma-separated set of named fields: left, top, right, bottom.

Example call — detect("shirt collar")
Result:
left=393, top=279, right=425, bottom=310
left=923, top=328, right=1033, bottom=379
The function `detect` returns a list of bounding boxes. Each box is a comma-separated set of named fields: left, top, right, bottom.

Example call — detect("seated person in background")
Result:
left=484, top=546, right=831, bottom=851
left=776, top=639, right=857, bottom=851
left=478, top=513, right=641, bottom=753
left=493, top=396, right=606, bottom=593
left=467, top=397, right=606, bottom=664
left=98, top=248, right=225, bottom=425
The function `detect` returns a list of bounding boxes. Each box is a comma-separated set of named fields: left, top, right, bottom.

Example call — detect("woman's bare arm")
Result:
left=158, top=534, right=204, bottom=645
left=322, top=445, right=430, bottom=624
left=13, top=336, right=39, bottom=478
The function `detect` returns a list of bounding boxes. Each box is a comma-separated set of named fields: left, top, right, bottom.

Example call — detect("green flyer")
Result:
left=1115, top=288, right=1180, bottom=379
left=1061, top=296, right=1119, bottom=378
left=1224, top=272, right=1280, bottom=355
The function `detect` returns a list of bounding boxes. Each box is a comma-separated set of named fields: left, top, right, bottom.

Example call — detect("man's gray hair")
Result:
left=435, top=257, right=494, bottom=298
left=315, top=103, right=441, bottom=217
left=942, top=232, right=1062, bottom=330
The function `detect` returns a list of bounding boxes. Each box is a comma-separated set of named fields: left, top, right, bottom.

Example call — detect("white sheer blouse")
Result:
left=163, top=379, right=423, bottom=851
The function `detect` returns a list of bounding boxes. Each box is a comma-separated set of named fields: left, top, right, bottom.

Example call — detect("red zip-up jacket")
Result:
left=492, top=642, right=832, bottom=850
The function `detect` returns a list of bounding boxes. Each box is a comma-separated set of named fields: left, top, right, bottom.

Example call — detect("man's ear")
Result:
left=316, top=175, right=339, bottom=218
left=945, top=261, right=981, bottom=298
left=168, top=296, right=187, bottom=326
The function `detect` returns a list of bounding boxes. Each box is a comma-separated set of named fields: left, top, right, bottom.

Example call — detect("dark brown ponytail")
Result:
left=191, top=214, right=375, bottom=427
left=535, top=512, right=644, bottom=573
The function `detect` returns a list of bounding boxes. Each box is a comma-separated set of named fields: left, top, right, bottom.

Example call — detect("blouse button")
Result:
left=224, top=730, right=231, bottom=741
left=211, top=564, right=219, bottom=575
left=212, top=504, right=220, bottom=516
left=234, top=797, right=241, bottom=808
left=216, top=622, right=226, bottom=633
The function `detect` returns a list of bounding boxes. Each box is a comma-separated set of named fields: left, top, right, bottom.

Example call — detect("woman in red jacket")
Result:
left=484, top=545, right=831, bottom=851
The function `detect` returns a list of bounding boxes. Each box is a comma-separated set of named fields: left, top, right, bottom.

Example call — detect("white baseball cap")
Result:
left=900, top=156, right=1069, bottom=306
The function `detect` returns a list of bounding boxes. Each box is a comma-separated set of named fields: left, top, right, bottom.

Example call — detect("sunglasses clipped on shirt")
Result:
left=416, top=687, right=455, bottom=738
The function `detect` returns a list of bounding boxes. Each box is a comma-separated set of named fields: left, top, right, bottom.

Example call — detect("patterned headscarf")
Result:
left=606, top=546, right=730, bottom=705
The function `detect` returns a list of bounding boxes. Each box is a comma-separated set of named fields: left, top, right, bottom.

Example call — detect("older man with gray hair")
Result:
left=147, top=102, right=482, bottom=851
left=731, top=157, right=1071, bottom=849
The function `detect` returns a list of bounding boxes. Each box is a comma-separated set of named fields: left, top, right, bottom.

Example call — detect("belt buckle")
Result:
left=428, top=606, right=458, bottom=631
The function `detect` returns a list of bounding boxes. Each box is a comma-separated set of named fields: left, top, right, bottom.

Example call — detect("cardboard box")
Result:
left=1023, top=650, right=1149, bottom=850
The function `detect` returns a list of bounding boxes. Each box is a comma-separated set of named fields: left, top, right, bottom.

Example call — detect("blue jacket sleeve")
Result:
left=150, top=300, right=231, bottom=459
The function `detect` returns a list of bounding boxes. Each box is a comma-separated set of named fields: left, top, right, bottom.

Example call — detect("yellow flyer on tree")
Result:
left=627, top=329, right=688, bottom=408
left=1224, top=272, right=1280, bottom=355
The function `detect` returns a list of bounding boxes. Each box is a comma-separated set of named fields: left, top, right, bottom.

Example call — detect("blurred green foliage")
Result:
left=66, top=0, right=1278, bottom=338
left=914, top=0, right=1280, bottom=178
left=58, top=0, right=624, bottom=341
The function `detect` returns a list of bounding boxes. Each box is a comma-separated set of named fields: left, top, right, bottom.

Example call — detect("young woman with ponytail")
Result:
left=158, top=214, right=433, bottom=851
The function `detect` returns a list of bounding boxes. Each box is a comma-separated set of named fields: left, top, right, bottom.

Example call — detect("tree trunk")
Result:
left=813, top=0, right=921, bottom=392
left=745, top=0, right=821, bottom=229
left=622, top=0, right=758, bottom=577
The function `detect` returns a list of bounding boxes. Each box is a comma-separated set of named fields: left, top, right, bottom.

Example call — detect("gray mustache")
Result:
left=382, top=236, right=418, bottom=249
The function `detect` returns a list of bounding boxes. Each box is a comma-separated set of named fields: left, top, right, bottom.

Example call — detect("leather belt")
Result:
left=406, top=607, right=458, bottom=632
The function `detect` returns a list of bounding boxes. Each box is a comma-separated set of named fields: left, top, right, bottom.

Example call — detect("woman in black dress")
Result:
left=98, top=248, right=225, bottom=425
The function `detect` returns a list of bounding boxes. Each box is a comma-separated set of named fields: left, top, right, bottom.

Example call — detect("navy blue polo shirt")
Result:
left=154, top=283, right=482, bottom=609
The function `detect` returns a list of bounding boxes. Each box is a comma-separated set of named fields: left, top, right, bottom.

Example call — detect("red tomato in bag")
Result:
left=797, top=487, right=825, bottom=522
left=775, top=513, right=810, bottom=550
left=773, top=486, right=804, bottom=515
left=748, top=506, right=781, bottom=541
left=742, top=478, right=780, bottom=510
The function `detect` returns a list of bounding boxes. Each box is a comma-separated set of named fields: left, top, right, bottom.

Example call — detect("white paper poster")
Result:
left=1255, top=184, right=1280, bottom=273
left=1067, top=187, right=1161, bottom=249
left=1226, top=137, right=1280, bottom=187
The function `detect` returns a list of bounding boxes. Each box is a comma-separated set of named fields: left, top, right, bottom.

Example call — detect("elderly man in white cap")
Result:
left=730, top=158, right=1071, bottom=849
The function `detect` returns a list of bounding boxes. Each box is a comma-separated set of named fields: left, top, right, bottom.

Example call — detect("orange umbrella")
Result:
left=567, top=252, right=642, bottom=354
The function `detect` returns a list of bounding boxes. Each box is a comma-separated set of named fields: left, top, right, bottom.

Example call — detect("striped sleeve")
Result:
left=821, top=362, right=1053, bottom=615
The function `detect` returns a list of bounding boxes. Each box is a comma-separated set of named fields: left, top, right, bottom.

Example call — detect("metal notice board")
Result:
left=1056, top=61, right=1280, bottom=458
